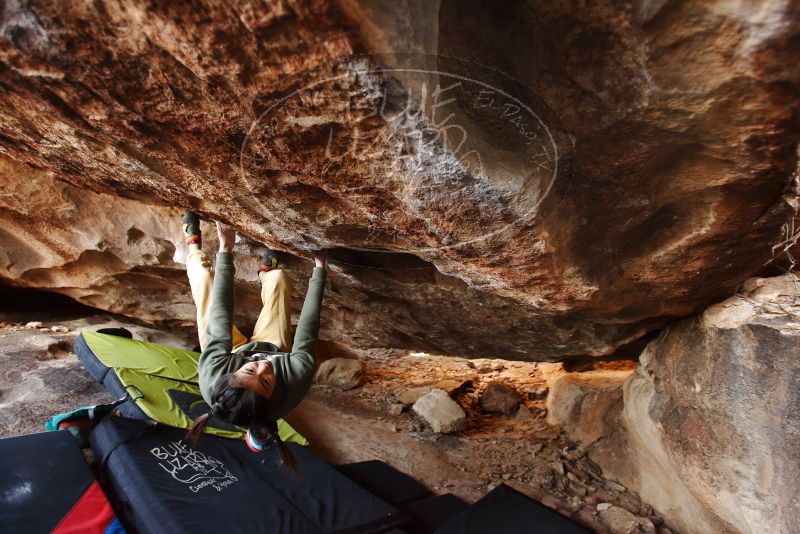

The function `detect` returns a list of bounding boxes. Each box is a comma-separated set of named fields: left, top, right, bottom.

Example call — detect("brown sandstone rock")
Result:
left=480, top=381, right=522, bottom=414
left=546, top=369, right=632, bottom=448
left=0, top=1, right=796, bottom=359
left=0, top=158, right=524, bottom=354
left=314, top=357, right=365, bottom=390
left=591, top=274, right=800, bottom=534
left=0, top=158, right=193, bottom=323
left=599, top=505, right=653, bottom=534
left=395, top=386, right=433, bottom=406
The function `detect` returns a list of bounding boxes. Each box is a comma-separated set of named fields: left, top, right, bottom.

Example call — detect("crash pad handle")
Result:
left=125, top=385, right=144, bottom=401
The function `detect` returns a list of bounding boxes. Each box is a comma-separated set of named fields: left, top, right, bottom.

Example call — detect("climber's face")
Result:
left=234, top=360, right=276, bottom=400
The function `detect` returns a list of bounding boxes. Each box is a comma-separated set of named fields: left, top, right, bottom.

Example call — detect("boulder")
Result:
left=546, top=369, right=632, bottom=447
left=396, top=386, right=433, bottom=406
left=599, top=505, right=652, bottom=534
left=480, top=382, right=522, bottom=414
left=412, top=389, right=466, bottom=433
left=314, top=357, right=365, bottom=390
left=0, top=1, right=795, bottom=359
left=591, top=275, right=800, bottom=534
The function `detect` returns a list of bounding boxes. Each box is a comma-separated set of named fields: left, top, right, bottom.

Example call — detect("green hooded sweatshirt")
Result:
left=198, top=252, right=326, bottom=420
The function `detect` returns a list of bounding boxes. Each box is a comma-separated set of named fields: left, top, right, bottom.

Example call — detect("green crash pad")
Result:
left=79, top=331, right=308, bottom=445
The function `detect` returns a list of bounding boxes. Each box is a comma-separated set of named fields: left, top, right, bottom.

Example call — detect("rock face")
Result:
left=0, top=1, right=797, bottom=359
left=0, top=157, right=299, bottom=334
left=584, top=275, right=800, bottom=534
left=0, top=157, right=369, bottom=346
left=0, top=157, right=192, bottom=323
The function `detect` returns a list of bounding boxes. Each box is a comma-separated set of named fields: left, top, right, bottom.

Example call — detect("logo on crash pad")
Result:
left=240, top=53, right=574, bottom=256
left=150, top=441, right=238, bottom=493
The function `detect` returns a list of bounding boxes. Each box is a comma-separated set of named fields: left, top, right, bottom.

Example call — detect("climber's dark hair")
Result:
left=186, top=373, right=297, bottom=474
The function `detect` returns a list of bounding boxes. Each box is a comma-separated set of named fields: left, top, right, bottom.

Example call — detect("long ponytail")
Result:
left=275, top=439, right=297, bottom=473
left=186, top=411, right=212, bottom=443
left=265, top=419, right=297, bottom=475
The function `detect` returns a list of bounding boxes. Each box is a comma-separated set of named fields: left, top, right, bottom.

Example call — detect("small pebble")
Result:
left=388, top=403, right=404, bottom=416
left=605, top=480, right=626, bottom=492
left=550, top=461, right=565, bottom=475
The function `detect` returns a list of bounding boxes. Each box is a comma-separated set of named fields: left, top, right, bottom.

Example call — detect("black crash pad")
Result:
left=336, top=460, right=431, bottom=505
left=400, top=494, right=470, bottom=534
left=435, top=484, right=591, bottom=534
left=0, top=430, right=118, bottom=533
left=90, top=416, right=408, bottom=534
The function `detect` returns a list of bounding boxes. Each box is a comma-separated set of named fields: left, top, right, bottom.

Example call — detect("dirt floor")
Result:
left=289, top=350, right=665, bottom=534
left=0, top=307, right=668, bottom=534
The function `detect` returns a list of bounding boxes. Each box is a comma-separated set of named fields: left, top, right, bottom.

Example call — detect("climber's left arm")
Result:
left=289, top=252, right=328, bottom=370
left=198, top=224, right=243, bottom=401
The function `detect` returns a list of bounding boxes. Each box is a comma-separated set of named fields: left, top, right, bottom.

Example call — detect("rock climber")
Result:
left=180, top=212, right=328, bottom=470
